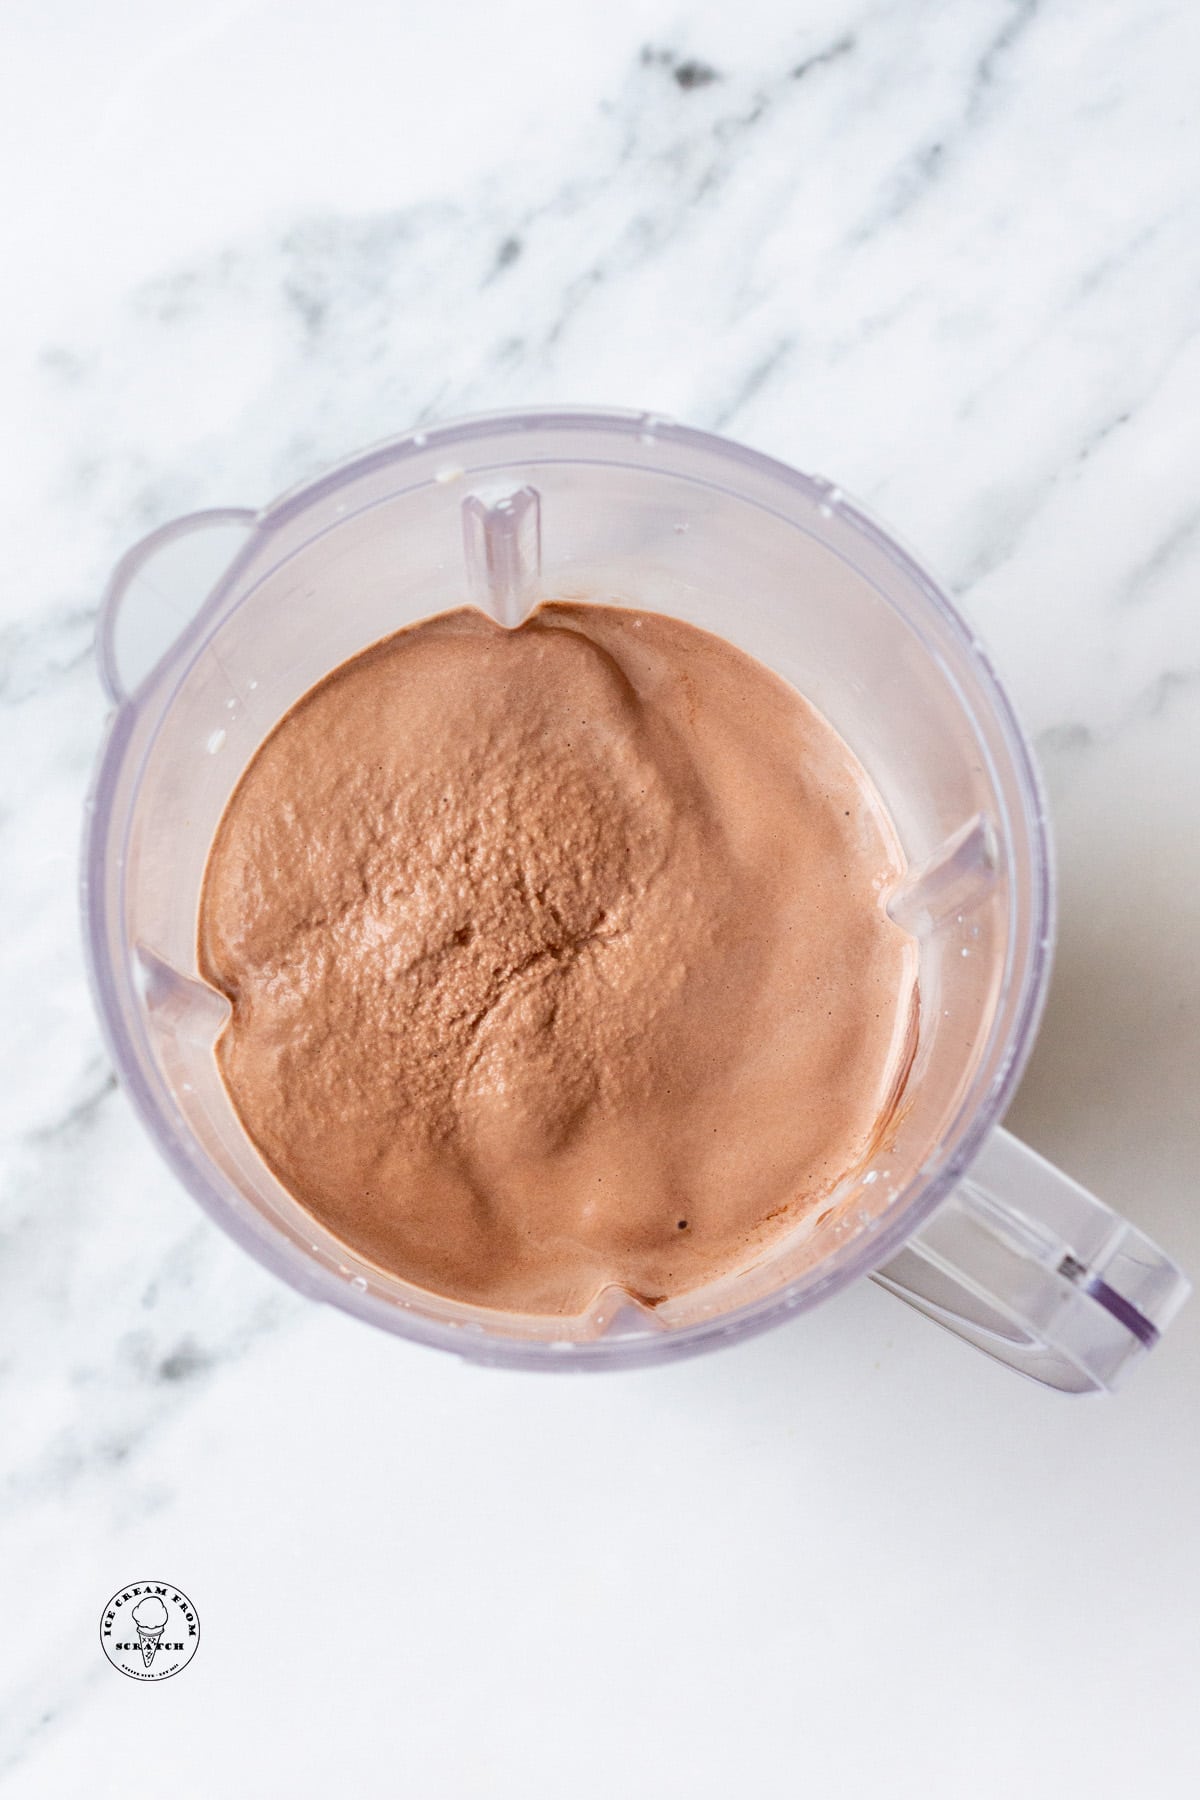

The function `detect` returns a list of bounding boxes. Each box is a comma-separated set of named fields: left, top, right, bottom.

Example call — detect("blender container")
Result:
left=82, top=408, right=1190, bottom=1388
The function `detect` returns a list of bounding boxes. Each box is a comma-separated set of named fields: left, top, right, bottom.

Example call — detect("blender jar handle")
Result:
left=97, top=508, right=257, bottom=704
left=871, top=1128, right=1190, bottom=1392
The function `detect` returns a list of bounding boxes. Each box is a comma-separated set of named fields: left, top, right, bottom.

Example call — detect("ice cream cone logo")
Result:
left=132, top=1596, right=169, bottom=1667
left=99, top=1582, right=200, bottom=1680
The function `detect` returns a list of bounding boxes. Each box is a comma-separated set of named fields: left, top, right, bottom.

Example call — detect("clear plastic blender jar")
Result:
left=82, top=409, right=1190, bottom=1389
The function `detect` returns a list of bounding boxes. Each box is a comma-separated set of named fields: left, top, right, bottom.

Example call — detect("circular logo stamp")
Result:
left=99, top=1582, right=200, bottom=1681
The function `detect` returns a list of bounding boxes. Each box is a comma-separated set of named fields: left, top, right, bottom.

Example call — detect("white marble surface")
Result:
left=2, top=1, right=1199, bottom=1793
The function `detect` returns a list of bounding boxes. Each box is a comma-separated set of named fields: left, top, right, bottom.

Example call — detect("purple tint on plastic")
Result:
left=1082, top=1277, right=1160, bottom=1349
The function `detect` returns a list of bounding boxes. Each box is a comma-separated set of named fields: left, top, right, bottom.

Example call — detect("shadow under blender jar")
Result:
left=83, top=409, right=1190, bottom=1388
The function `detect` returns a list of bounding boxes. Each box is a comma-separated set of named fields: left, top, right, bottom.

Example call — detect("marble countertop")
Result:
left=3, top=2, right=1198, bottom=1794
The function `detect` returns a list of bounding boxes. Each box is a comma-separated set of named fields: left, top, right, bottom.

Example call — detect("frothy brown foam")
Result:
left=198, top=603, right=917, bottom=1314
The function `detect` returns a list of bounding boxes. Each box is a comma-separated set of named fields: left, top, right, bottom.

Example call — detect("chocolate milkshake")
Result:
left=198, top=603, right=917, bottom=1314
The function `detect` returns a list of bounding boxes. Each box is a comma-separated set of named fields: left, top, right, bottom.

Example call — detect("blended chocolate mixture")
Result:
left=198, top=603, right=917, bottom=1314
